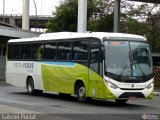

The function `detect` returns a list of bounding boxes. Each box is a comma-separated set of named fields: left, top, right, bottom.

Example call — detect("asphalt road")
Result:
left=0, top=83, right=159, bottom=120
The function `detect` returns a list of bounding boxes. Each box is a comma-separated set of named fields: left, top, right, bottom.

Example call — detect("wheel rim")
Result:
left=79, top=87, right=86, bottom=99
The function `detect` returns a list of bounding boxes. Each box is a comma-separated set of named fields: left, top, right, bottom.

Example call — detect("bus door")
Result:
left=89, top=46, right=100, bottom=73
left=89, top=46, right=102, bottom=97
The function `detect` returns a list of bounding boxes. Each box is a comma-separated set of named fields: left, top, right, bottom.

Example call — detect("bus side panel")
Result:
left=41, top=62, right=89, bottom=94
left=69, top=63, right=89, bottom=94
left=32, top=62, right=44, bottom=90
left=6, top=61, right=19, bottom=86
left=6, top=61, right=30, bottom=88
left=6, top=61, right=43, bottom=90
left=88, top=70, right=116, bottom=99
left=41, top=64, right=59, bottom=92
left=40, top=61, right=116, bottom=100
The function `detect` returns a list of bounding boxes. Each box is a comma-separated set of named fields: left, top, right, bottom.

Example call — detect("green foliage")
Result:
left=120, top=3, right=160, bottom=52
left=96, top=14, right=114, bottom=32
left=46, top=0, right=160, bottom=52
left=87, top=20, right=99, bottom=32
left=47, top=0, right=78, bottom=32
left=46, top=0, right=114, bottom=32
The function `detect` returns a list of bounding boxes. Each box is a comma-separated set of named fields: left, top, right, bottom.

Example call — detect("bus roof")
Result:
left=8, top=32, right=146, bottom=43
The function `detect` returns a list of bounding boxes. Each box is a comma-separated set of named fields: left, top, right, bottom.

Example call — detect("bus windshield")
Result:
left=104, top=41, right=153, bottom=77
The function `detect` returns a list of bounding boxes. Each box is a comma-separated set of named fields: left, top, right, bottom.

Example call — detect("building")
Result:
left=0, top=26, right=40, bottom=80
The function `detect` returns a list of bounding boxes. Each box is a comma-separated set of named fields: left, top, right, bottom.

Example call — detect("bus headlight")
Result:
left=146, top=82, right=154, bottom=89
left=106, top=81, right=118, bottom=89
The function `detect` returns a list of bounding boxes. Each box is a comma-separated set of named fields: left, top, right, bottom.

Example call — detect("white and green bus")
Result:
left=6, top=32, right=154, bottom=103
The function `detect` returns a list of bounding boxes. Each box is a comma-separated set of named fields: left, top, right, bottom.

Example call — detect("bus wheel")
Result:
left=76, top=83, right=86, bottom=102
left=27, top=77, right=35, bottom=95
left=115, top=99, right=128, bottom=104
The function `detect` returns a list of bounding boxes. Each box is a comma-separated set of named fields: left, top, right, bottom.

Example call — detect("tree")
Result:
left=147, top=11, right=160, bottom=52
left=47, top=0, right=78, bottom=32
left=95, top=14, right=114, bottom=32
left=46, top=0, right=114, bottom=32
left=47, top=0, right=160, bottom=52
left=88, top=0, right=114, bottom=32
left=120, top=2, right=149, bottom=35
left=120, top=2, right=160, bottom=52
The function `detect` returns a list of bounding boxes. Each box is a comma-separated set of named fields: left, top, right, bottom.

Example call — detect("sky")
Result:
left=0, top=0, right=62, bottom=16
left=0, top=0, right=157, bottom=16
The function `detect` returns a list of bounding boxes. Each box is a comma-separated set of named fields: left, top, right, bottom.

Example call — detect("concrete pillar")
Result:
left=22, top=0, right=30, bottom=30
left=77, top=0, right=87, bottom=33
left=3, top=0, right=5, bottom=22
left=113, top=0, right=120, bottom=33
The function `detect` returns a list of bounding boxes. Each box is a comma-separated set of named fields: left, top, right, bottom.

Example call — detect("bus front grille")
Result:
left=119, top=92, right=145, bottom=98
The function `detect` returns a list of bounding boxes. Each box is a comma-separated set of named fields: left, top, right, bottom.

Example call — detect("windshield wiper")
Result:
left=120, top=63, right=130, bottom=76
left=120, top=52, right=132, bottom=76
left=133, top=62, right=146, bottom=79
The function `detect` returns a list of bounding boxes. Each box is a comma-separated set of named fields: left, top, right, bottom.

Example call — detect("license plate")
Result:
left=129, top=96, right=137, bottom=100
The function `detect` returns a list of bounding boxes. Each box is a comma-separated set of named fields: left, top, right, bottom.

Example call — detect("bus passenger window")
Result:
left=8, top=44, right=13, bottom=59
left=13, top=44, right=21, bottom=59
left=32, top=43, right=44, bottom=60
left=44, top=42, right=57, bottom=60
left=21, top=44, right=31, bottom=60
left=72, top=40, right=88, bottom=60
left=57, top=42, right=71, bottom=60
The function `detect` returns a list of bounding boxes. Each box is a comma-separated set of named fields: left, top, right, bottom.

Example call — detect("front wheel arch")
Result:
left=74, top=80, right=85, bottom=95
left=74, top=80, right=87, bottom=102
left=26, top=76, right=42, bottom=95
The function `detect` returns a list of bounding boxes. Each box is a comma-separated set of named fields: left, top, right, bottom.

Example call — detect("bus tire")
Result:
left=27, top=77, right=35, bottom=95
left=27, top=77, right=43, bottom=95
left=115, top=99, right=128, bottom=104
left=76, top=83, right=87, bottom=103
